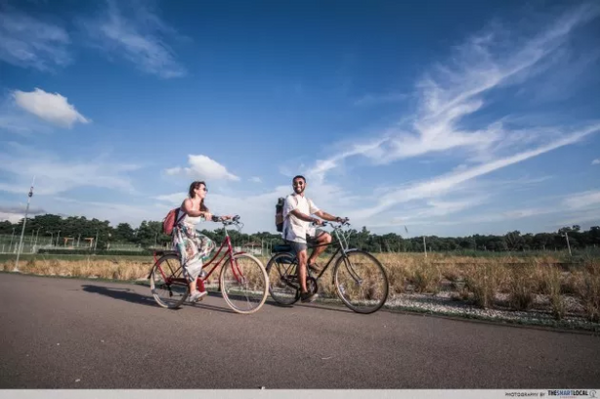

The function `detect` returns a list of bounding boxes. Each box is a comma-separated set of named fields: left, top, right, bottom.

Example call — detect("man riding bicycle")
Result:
left=282, top=175, right=346, bottom=303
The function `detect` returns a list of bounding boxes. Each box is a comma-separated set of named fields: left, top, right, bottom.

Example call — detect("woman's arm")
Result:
left=181, top=199, right=212, bottom=219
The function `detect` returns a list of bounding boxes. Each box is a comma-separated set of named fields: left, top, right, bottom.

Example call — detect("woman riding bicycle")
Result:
left=173, top=181, right=233, bottom=302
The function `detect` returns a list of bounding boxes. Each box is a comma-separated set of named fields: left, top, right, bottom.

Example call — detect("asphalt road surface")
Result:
left=0, top=273, right=598, bottom=389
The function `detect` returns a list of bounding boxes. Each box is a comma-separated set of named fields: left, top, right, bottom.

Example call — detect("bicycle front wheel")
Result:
left=333, top=250, right=389, bottom=314
left=220, top=253, right=269, bottom=314
left=150, top=254, right=189, bottom=309
left=266, top=252, right=300, bottom=306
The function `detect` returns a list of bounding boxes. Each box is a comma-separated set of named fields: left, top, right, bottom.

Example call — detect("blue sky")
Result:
left=0, top=0, right=599, bottom=237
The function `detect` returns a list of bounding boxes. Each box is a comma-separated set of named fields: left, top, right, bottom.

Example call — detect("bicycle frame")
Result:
left=151, top=221, right=247, bottom=291
left=287, top=222, right=356, bottom=284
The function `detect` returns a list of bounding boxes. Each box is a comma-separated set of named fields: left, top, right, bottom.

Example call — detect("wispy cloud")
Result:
left=249, top=176, right=262, bottom=183
left=373, top=187, right=600, bottom=232
left=593, top=159, right=600, bottom=165
left=13, top=88, right=90, bottom=128
left=306, top=138, right=387, bottom=183
left=563, top=190, right=600, bottom=210
left=166, top=155, right=240, bottom=181
left=82, top=0, right=187, bottom=78
left=0, top=204, right=46, bottom=215
left=0, top=143, right=140, bottom=195
left=306, top=3, right=600, bottom=180
left=292, top=2, right=600, bottom=231
left=350, top=123, right=600, bottom=220
left=51, top=196, right=164, bottom=226
left=0, top=6, right=71, bottom=71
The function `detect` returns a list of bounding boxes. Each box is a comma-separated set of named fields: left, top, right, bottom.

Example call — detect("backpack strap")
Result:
left=283, top=194, right=300, bottom=240
left=174, top=207, right=185, bottom=225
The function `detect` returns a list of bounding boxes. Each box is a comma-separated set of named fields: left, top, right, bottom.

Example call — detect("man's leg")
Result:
left=296, top=248, right=309, bottom=293
left=308, top=231, right=332, bottom=269
left=290, top=241, right=317, bottom=302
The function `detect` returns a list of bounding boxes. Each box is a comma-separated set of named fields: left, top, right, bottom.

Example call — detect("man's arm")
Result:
left=314, top=210, right=341, bottom=222
left=290, top=209, right=321, bottom=224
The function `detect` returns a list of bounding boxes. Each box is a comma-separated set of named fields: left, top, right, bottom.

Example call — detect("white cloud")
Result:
left=563, top=190, right=600, bottom=210
left=249, top=177, right=262, bottom=183
left=83, top=0, right=186, bottom=78
left=0, top=144, right=139, bottom=196
left=155, top=192, right=186, bottom=204
left=592, top=159, right=600, bottom=165
left=13, top=88, right=90, bottom=128
left=0, top=7, right=71, bottom=70
left=0, top=205, right=46, bottom=224
left=51, top=197, right=165, bottom=227
left=166, top=155, right=239, bottom=181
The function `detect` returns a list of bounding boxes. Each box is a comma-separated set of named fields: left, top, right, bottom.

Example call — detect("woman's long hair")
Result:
left=188, top=181, right=209, bottom=212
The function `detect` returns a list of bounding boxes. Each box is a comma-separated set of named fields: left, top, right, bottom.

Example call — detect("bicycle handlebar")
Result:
left=212, top=215, right=242, bottom=225
left=311, top=217, right=350, bottom=228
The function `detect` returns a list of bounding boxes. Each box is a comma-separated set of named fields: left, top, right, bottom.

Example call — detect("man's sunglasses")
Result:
left=293, top=181, right=304, bottom=187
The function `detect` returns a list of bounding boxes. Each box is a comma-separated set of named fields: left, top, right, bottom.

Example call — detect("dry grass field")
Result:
left=2, top=252, right=598, bottom=322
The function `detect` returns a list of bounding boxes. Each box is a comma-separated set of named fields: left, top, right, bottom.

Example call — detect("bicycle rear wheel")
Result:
left=333, top=250, right=389, bottom=314
left=150, top=254, right=189, bottom=309
left=266, top=252, right=300, bottom=306
left=220, top=253, right=269, bottom=314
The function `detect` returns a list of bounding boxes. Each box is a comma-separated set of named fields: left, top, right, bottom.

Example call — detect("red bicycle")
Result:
left=148, top=215, right=269, bottom=314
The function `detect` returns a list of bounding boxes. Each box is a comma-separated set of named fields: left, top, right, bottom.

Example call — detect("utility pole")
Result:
left=563, top=231, right=572, bottom=256
left=30, top=229, right=34, bottom=253
left=14, top=177, right=35, bottom=272
left=423, top=235, right=427, bottom=258
left=9, top=228, right=15, bottom=253
left=33, top=227, right=42, bottom=252
left=94, top=230, right=99, bottom=251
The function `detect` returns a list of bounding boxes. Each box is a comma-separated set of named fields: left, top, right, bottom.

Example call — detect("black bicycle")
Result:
left=265, top=218, right=389, bottom=314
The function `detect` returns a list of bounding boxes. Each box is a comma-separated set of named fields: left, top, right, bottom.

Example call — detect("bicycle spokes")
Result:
left=334, top=250, right=389, bottom=314
left=220, top=254, right=269, bottom=314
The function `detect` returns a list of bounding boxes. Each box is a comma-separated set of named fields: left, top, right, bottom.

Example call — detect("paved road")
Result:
left=0, top=273, right=598, bottom=389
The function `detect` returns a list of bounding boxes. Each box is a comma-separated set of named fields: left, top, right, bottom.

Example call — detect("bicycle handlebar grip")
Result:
left=211, top=215, right=220, bottom=222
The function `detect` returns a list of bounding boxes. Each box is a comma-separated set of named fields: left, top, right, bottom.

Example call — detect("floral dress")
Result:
left=172, top=211, right=215, bottom=282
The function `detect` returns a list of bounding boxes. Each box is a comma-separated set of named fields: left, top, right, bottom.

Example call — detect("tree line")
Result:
left=1, top=214, right=599, bottom=253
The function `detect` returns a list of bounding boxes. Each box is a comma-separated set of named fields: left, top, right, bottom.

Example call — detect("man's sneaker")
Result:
left=300, top=291, right=318, bottom=303
left=189, top=290, right=207, bottom=302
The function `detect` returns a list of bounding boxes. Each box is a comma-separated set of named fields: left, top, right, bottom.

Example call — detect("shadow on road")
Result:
left=82, top=284, right=159, bottom=308
left=263, top=298, right=356, bottom=314
left=81, top=284, right=237, bottom=314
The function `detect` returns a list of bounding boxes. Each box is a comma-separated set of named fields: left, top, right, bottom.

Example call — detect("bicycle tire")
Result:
left=333, top=250, right=389, bottom=314
left=220, top=253, right=269, bottom=314
left=266, top=252, right=301, bottom=306
left=150, top=254, right=189, bottom=309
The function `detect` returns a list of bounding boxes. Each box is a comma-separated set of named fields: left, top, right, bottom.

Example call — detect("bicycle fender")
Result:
left=332, top=248, right=360, bottom=284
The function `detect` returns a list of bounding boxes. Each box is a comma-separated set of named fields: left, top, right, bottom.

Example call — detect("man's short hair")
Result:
left=292, top=175, right=306, bottom=183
